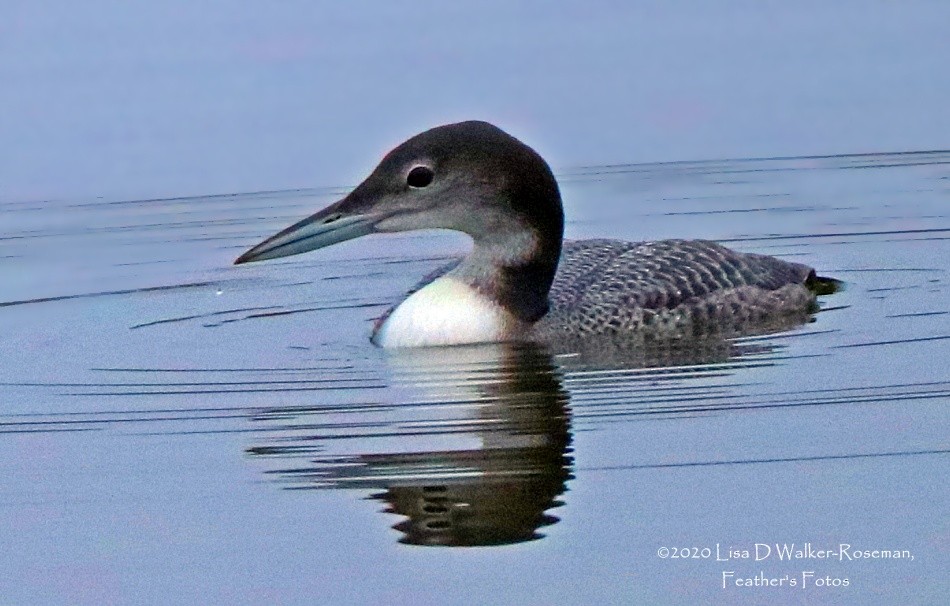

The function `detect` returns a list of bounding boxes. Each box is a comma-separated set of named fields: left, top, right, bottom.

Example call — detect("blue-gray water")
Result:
left=1, top=3, right=948, bottom=605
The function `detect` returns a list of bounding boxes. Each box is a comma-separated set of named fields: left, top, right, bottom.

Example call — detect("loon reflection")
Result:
left=247, top=337, right=787, bottom=546
left=251, top=344, right=572, bottom=546
left=235, top=121, right=839, bottom=348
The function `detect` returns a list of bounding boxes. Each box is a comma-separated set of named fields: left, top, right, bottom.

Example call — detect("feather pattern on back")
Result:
left=534, top=239, right=817, bottom=338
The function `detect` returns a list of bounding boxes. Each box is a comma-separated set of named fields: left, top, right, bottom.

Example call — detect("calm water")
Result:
left=2, top=3, right=949, bottom=606
left=2, top=151, right=948, bottom=605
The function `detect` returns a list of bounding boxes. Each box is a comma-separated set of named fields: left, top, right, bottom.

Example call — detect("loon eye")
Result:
left=407, top=166, right=434, bottom=188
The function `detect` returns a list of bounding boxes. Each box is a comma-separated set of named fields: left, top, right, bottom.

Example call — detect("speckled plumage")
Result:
left=534, top=238, right=817, bottom=339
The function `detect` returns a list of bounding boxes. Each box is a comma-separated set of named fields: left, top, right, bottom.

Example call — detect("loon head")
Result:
left=235, top=121, right=564, bottom=270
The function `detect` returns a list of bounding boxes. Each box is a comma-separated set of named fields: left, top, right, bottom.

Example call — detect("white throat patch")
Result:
left=372, top=277, right=521, bottom=348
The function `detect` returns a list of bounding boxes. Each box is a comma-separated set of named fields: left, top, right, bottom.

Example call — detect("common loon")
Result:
left=235, top=121, right=837, bottom=348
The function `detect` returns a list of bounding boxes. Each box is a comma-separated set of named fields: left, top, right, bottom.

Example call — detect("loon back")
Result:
left=537, top=238, right=819, bottom=338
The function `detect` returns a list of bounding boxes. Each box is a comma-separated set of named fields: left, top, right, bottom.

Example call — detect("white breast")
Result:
left=372, top=277, right=521, bottom=348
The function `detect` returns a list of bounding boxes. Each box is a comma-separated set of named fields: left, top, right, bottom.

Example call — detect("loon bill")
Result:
left=235, top=121, right=839, bottom=348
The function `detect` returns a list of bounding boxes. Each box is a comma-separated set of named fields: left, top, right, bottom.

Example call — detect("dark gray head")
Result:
left=235, top=121, right=564, bottom=269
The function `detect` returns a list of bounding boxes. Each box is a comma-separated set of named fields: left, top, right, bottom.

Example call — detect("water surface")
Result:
left=2, top=150, right=948, bottom=605
left=2, top=2, right=949, bottom=604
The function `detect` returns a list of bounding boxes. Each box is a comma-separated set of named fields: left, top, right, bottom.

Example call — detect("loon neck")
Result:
left=450, top=221, right=563, bottom=324
left=372, top=225, right=561, bottom=348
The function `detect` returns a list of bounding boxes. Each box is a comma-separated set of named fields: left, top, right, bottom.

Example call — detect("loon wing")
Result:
left=540, top=239, right=819, bottom=337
